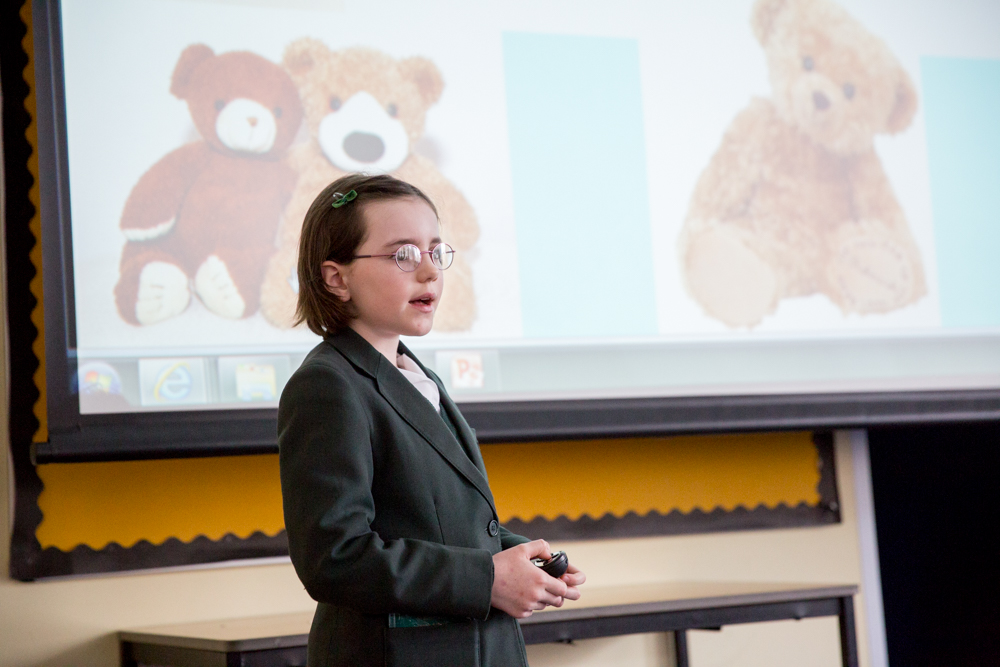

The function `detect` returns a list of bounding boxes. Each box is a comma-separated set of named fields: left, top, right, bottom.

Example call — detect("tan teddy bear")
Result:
left=260, top=38, right=480, bottom=331
left=678, top=0, right=926, bottom=328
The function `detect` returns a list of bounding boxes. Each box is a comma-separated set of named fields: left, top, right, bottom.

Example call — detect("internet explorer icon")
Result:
left=138, top=357, right=207, bottom=407
left=153, top=362, right=194, bottom=402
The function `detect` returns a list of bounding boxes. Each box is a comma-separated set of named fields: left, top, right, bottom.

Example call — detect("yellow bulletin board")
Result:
left=17, top=432, right=837, bottom=577
left=486, top=431, right=838, bottom=540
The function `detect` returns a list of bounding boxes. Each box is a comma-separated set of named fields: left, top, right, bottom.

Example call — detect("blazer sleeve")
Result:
left=498, top=525, right=531, bottom=551
left=278, top=362, right=495, bottom=619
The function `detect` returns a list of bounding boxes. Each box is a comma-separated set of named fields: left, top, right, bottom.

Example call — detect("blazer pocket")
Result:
left=384, top=619, right=479, bottom=667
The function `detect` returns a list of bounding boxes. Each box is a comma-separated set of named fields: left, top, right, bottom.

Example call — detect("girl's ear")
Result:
left=320, top=261, right=351, bottom=302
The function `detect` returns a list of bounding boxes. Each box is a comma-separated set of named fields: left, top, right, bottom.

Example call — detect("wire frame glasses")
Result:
left=353, top=243, right=455, bottom=272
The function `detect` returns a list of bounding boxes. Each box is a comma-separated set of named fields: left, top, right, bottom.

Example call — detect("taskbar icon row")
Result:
left=76, top=354, right=301, bottom=414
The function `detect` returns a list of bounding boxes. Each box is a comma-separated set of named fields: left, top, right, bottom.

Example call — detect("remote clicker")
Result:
left=532, top=551, right=569, bottom=578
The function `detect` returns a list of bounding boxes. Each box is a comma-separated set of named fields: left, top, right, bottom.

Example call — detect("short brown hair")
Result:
left=294, top=173, right=438, bottom=336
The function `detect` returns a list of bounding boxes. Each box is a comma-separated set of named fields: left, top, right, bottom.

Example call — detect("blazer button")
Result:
left=487, top=519, right=499, bottom=537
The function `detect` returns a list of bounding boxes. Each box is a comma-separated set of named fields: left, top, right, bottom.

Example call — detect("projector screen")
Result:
left=33, top=0, right=1000, bottom=456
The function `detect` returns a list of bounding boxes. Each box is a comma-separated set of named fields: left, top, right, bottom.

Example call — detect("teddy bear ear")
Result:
left=886, top=67, right=918, bottom=134
left=399, top=57, right=444, bottom=107
left=170, top=44, right=215, bottom=99
left=751, top=0, right=790, bottom=46
left=283, top=38, right=325, bottom=83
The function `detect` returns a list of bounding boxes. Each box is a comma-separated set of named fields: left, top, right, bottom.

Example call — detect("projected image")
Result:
left=678, top=0, right=926, bottom=329
left=260, top=38, right=480, bottom=333
left=57, top=0, right=1000, bottom=414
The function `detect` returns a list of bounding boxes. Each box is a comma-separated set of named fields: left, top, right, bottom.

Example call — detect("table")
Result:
left=120, top=612, right=312, bottom=667
left=119, top=582, right=858, bottom=667
left=520, top=582, right=859, bottom=667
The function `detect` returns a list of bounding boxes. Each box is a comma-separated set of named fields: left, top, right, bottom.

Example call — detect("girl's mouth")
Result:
left=409, top=294, right=436, bottom=312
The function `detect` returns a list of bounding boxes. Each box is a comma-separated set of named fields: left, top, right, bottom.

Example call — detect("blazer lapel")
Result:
left=327, top=330, right=496, bottom=509
left=376, top=358, right=496, bottom=509
left=399, top=343, right=490, bottom=479
left=436, top=377, right=489, bottom=478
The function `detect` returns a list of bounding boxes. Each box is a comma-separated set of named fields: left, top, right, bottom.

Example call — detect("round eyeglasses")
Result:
left=353, top=243, right=455, bottom=272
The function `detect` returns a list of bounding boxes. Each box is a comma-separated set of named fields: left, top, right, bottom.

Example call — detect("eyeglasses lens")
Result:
left=432, top=244, right=454, bottom=270
left=394, top=245, right=422, bottom=272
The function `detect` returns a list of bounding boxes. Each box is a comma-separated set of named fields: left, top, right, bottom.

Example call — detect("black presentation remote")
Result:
left=533, top=551, right=569, bottom=578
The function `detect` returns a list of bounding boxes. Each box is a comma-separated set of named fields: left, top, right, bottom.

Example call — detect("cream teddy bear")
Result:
left=260, top=38, right=479, bottom=331
left=679, top=0, right=925, bottom=327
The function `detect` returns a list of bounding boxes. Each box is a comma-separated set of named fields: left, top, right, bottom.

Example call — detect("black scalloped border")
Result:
left=4, top=0, right=48, bottom=583
left=25, top=531, right=290, bottom=578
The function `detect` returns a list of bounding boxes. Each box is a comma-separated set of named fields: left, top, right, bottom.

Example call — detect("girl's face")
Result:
left=322, top=197, right=442, bottom=345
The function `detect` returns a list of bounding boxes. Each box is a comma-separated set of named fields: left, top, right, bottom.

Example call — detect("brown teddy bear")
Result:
left=259, top=38, right=480, bottom=331
left=679, top=0, right=926, bottom=328
left=114, top=44, right=302, bottom=325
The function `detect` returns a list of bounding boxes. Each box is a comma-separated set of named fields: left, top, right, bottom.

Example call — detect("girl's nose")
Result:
left=416, top=255, right=440, bottom=281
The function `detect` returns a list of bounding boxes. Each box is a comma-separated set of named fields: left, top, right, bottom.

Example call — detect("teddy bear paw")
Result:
left=135, top=261, right=191, bottom=325
left=685, top=227, right=779, bottom=327
left=827, top=233, right=915, bottom=314
left=195, top=255, right=247, bottom=319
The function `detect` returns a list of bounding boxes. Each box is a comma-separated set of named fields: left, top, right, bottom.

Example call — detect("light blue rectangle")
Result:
left=503, top=32, right=657, bottom=338
left=922, top=57, right=1000, bottom=328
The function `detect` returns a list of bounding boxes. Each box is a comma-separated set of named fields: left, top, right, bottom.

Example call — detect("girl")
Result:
left=278, top=173, right=585, bottom=667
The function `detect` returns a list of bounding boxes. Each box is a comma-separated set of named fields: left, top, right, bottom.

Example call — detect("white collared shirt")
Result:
left=396, top=354, right=441, bottom=412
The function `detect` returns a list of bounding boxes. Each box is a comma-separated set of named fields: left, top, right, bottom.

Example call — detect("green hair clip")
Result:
left=331, top=190, right=358, bottom=208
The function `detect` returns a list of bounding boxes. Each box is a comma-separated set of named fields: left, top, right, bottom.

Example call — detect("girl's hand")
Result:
left=560, top=564, right=586, bottom=602
left=491, top=540, right=569, bottom=618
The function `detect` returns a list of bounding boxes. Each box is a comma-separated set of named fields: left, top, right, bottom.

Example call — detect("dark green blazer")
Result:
left=278, top=328, right=531, bottom=667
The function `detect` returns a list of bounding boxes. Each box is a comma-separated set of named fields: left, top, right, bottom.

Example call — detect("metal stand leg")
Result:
left=838, top=596, right=860, bottom=667
left=674, top=630, right=689, bottom=667
left=120, top=642, right=137, bottom=667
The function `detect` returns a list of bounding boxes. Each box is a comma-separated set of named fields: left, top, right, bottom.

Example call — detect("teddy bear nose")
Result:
left=813, top=91, right=830, bottom=111
left=343, top=131, right=386, bottom=163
